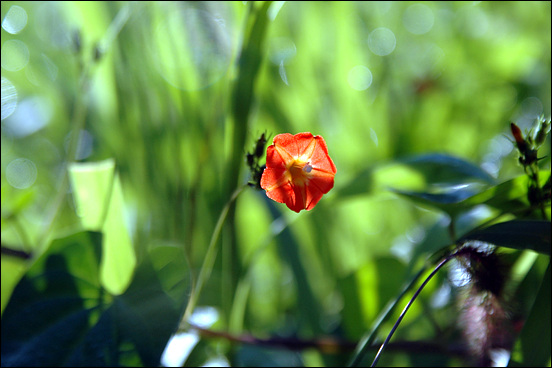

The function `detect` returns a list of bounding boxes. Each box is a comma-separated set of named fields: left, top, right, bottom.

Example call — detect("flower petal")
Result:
left=309, top=136, right=337, bottom=174
left=273, top=132, right=316, bottom=158
left=289, top=182, right=309, bottom=212
left=265, top=180, right=295, bottom=208
left=308, top=169, right=336, bottom=194
left=260, top=145, right=288, bottom=192
left=265, top=175, right=333, bottom=213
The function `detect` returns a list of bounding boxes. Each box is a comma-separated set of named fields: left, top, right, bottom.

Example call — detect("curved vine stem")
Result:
left=370, top=254, right=455, bottom=367
left=347, top=264, right=427, bottom=366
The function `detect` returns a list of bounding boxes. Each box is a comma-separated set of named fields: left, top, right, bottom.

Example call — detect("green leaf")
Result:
left=68, top=159, right=116, bottom=230
left=458, top=220, right=551, bottom=256
left=387, top=153, right=496, bottom=217
left=149, top=244, right=190, bottom=303
left=399, top=153, right=496, bottom=185
left=1, top=256, right=28, bottom=315
left=69, top=159, right=136, bottom=295
left=1, top=231, right=102, bottom=366
left=1, top=231, right=182, bottom=366
left=391, top=182, right=488, bottom=217
left=463, top=174, right=549, bottom=213
left=338, top=153, right=496, bottom=200
left=392, top=172, right=550, bottom=219
left=1, top=184, right=36, bottom=218
left=509, top=261, right=551, bottom=366
left=235, top=345, right=303, bottom=367
left=109, top=258, right=181, bottom=366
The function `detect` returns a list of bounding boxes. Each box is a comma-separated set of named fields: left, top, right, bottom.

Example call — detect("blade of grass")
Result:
left=222, top=0, right=273, bottom=320
left=227, top=0, right=273, bottom=192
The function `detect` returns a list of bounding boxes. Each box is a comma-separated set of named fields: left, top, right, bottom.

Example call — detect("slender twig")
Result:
left=1, top=245, right=32, bottom=260
left=187, top=322, right=469, bottom=358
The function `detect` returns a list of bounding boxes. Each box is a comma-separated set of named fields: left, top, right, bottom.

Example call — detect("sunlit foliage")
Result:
left=1, top=2, right=550, bottom=366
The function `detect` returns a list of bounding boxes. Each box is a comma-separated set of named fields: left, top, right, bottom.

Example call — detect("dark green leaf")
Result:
left=235, top=345, right=303, bottom=367
left=387, top=153, right=498, bottom=217
left=1, top=232, right=101, bottom=366
left=509, top=261, right=551, bottom=366
left=391, top=182, right=488, bottom=217
left=399, top=153, right=496, bottom=185
left=1, top=231, right=183, bottom=366
left=458, top=220, right=551, bottom=255
left=463, top=174, right=549, bottom=213
left=338, top=153, right=496, bottom=200
left=392, top=172, right=550, bottom=218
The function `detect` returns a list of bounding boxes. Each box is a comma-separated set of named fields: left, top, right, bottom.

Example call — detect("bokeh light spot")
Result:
left=403, top=4, right=434, bottom=35
left=520, top=97, right=543, bottom=119
left=347, top=65, right=373, bottom=91
left=3, top=96, right=53, bottom=137
left=1, top=40, right=30, bottom=71
left=1, top=77, right=18, bottom=121
left=269, top=37, right=297, bottom=65
left=2, top=5, right=28, bottom=34
left=368, top=27, right=396, bottom=56
left=6, top=158, right=38, bottom=189
left=456, top=6, right=489, bottom=38
left=512, top=97, right=545, bottom=131
left=34, top=2, right=73, bottom=49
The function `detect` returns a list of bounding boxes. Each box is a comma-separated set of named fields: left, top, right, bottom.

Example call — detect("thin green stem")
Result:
left=447, top=219, right=456, bottom=243
left=35, top=4, right=132, bottom=254
left=182, top=185, right=247, bottom=323
left=36, top=82, right=88, bottom=253
left=96, top=3, right=132, bottom=55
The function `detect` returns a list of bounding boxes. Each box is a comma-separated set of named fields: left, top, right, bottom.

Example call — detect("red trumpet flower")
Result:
left=260, top=132, right=336, bottom=212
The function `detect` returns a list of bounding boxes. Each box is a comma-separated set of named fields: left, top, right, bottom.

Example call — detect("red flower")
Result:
left=260, top=132, right=336, bottom=212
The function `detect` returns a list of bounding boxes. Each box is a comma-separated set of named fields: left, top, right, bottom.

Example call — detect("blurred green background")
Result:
left=1, top=1, right=550, bottom=366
